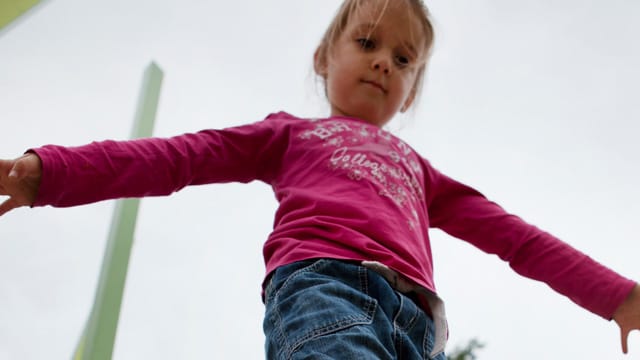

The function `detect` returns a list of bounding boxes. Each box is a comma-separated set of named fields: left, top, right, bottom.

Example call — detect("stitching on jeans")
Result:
left=359, top=265, right=369, bottom=296
left=271, top=300, right=287, bottom=359
left=284, top=262, right=378, bottom=358
left=392, top=294, right=403, bottom=358
left=269, top=260, right=326, bottom=360
left=265, top=278, right=289, bottom=360
left=289, top=311, right=375, bottom=354
left=406, top=299, right=420, bottom=332
left=288, top=291, right=378, bottom=356
left=422, top=312, right=431, bottom=360
left=423, top=326, right=428, bottom=360
left=265, top=276, right=275, bottom=306
left=275, top=259, right=326, bottom=302
left=394, top=293, right=420, bottom=332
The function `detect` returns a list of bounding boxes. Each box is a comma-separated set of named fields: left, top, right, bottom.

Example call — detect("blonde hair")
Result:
left=315, top=0, right=435, bottom=109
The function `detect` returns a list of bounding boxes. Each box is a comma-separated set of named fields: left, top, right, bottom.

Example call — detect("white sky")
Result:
left=1, top=0, right=639, bottom=359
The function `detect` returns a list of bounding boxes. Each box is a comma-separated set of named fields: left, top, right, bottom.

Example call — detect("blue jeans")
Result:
left=263, top=259, right=446, bottom=360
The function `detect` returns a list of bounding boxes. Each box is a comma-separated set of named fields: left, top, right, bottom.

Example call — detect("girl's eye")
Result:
left=357, top=38, right=375, bottom=50
left=395, top=55, right=410, bottom=67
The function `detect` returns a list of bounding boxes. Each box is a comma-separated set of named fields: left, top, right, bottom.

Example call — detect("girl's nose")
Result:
left=371, top=55, right=391, bottom=75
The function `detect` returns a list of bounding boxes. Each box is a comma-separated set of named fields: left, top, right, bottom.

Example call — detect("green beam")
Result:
left=74, top=62, right=164, bottom=360
left=0, top=0, right=41, bottom=31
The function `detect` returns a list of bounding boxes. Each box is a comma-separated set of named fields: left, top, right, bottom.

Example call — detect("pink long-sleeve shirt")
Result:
left=32, top=112, right=634, bottom=322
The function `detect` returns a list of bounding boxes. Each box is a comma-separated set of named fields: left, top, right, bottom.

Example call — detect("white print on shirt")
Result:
left=299, top=120, right=424, bottom=228
left=299, top=121, right=352, bottom=140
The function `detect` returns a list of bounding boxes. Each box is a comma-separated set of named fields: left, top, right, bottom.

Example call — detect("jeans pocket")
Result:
left=264, top=260, right=378, bottom=359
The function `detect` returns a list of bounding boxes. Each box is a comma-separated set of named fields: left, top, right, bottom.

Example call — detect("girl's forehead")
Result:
left=351, top=0, right=419, bottom=23
left=347, top=1, right=426, bottom=48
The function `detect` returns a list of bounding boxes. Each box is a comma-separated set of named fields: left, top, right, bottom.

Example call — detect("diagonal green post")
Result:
left=73, top=62, right=163, bottom=360
left=0, top=0, right=44, bottom=34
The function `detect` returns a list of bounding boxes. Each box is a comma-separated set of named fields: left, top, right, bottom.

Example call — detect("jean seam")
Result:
left=274, top=259, right=327, bottom=303
left=269, top=260, right=326, bottom=360
left=359, top=265, right=369, bottom=296
left=394, top=294, right=420, bottom=332
left=272, top=260, right=378, bottom=359
left=393, top=322, right=403, bottom=359
left=393, top=293, right=430, bottom=360
left=422, top=312, right=433, bottom=360
left=288, top=310, right=376, bottom=358
left=265, top=275, right=275, bottom=305
left=270, top=301, right=287, bottom=360
left=287, top=289, right=378, bottom=357
left=392, top=294, right=402, bottom=359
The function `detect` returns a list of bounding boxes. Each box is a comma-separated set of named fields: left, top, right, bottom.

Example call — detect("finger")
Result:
left=621, top=326, right=630, bottom=354
left=9, top=159, right=24, bottom=179
left=0, top=159, right=20, bottom=181
left=0, top=162, right=18, bottom=196
left=11, top=154, right=41, bottom=181
left=0, top=159, right=13, bottom=173
left=0, top=197, right=18, bottom=217
left=0, top=168, right=10, bottom=195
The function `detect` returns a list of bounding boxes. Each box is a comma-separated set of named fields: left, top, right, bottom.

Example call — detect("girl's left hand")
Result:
left=613, top=284, right=640, bottom=354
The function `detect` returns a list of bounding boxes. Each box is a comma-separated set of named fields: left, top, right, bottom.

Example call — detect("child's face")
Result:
left=317, top=1, right=425, bottom=127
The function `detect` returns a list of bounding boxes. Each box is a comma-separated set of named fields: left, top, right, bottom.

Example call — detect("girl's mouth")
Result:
left=362, top=80, right=387, bottom=94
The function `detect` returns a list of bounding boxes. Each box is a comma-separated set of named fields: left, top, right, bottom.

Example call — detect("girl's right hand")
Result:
left=0, top=153, right=42, bottom=216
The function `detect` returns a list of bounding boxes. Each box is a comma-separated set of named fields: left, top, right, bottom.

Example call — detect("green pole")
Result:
left=0, top=0, right=43, bottom=33
left=73, top=62, right=164, bottom=360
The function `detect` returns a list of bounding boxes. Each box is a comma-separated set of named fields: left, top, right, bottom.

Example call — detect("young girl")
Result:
left=1, top=0, right=639, bottom=358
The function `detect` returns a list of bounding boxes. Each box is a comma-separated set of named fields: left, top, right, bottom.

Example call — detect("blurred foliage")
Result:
left=446, top=338, right=485, bottom=360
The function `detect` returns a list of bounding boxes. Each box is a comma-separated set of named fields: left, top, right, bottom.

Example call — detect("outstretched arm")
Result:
left=0, top=153, right=42, bottom=216
left=425, top=165, right=638, bottom=354
left=614, top=284, right=640, bottom=354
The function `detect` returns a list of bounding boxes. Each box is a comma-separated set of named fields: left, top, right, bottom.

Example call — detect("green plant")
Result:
left=446, top=338, right=485, bottom=360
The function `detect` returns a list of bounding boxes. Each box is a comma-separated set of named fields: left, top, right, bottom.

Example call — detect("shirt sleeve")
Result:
left=30, top=115, right=290, bottom=208
left=424, top=163, right=635, bottom=320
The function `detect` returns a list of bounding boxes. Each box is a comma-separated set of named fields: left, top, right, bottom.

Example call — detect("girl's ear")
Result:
left=314, top=48, right=328, bottom=77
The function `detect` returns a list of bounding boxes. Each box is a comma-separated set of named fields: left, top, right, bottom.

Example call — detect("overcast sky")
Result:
left=1, top=1, right=639, bottom=359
